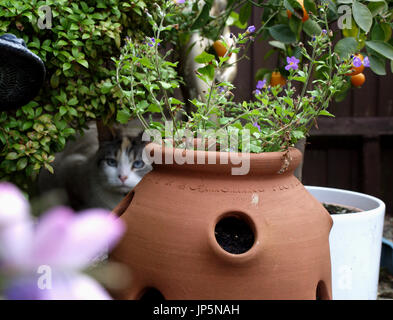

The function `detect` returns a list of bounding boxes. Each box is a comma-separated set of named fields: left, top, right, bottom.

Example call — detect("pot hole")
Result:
left=214, top=214, right=255, bottom=254
left=113, top=190, right=135, bottom=217
left=316, top=280, right=329, bottom=300
left=139, top=288, right=165, bottom=301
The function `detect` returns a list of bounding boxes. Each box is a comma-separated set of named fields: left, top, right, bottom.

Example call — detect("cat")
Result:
left=38, top=121, right=152, bottom=211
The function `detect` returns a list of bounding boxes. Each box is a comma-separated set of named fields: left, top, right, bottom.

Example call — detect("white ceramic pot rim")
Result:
left=305, top=185, right=386, bottom=221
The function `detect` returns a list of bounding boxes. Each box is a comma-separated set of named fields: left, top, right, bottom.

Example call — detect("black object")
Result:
left=0, top=33, right=46, bottom=110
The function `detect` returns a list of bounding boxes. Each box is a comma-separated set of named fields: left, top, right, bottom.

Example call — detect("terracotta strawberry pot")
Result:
left=110, top=143, right=333, bottom=300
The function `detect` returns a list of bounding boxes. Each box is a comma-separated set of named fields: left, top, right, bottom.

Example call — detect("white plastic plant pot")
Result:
left=305, top=186, right=386, bottom=300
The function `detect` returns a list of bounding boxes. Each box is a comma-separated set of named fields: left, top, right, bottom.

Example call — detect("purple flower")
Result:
left=218, top=86, right=225, bottom=93
left=253, top=122, right=261, bottom=131
left=363, top=56, right=370, bottom=67
left=174, top=0, right=185, bottom=3
left=255, top=89, right=261, bottom=95
left=353, top=56, right=362, bottom=68
left=322, top=29, right=327, bottom=35
left=147, top=37, right=160, bottom=48
left=247, top=25, right=256, bottom=33
left=0, top=183, right=125, bottom=300
left=285, top=56, right=300, bottom=71
left=256, top=79, right=266, bottom=90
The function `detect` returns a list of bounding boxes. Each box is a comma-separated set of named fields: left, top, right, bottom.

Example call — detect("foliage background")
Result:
left=0, top=0, right=165, bottom=189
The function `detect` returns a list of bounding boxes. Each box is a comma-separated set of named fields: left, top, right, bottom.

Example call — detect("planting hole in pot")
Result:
left=214, top=214, right=255, bottom=254
left=139, top=288, right=165, bottom=301
left=113, top=190, right=135, bottom=217
left=316, top=280, right=329, bottom=300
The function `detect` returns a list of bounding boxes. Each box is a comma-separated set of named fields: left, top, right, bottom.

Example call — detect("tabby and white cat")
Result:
left=38, top=122, right=152, bottom=211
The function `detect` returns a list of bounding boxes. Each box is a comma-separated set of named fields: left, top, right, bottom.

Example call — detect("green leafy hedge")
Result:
left=0, top=0, right=164, bottom=189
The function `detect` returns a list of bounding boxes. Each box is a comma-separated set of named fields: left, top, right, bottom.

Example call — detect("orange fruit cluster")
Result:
left=346, top=53, right=365, bottom=76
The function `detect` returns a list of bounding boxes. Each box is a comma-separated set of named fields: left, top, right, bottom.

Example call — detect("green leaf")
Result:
left=5, top=152, right=18, bottom=160
left=352, top=1, right=373, bottom=33
left=197, top=64, right=215, bottom=80
left=16, top=158, right=28, bottom=171
left=368, top=54, right=386, bottom=75
left=159, top=81, right=172, bottom=90
left=269, top=25, right=296, bottom=44
left=239, top=3, right=252, bottom=25
left=318, top=110, right=335, bottom=117
left=334, top=37, right=358, bottom=58
left=116, top=109, right=131, bottom=124
left=63, top=62, right=71, bottom=71
left=302, top=19, right=322, bottom=37
left=194, top=51, right=215, bottom=64
left=68, top=97, right=78, bottom=106
left=50, top=73, right=59, bottom=88
left=291, top=130, right=305, bottom=140
left=365, top=40, right=393, bottom=60
left=147, top=104, right=161, bottom=113
left=368, top=1, right=388, bottom=17
left=191, top=0, right=213, bottom=30
left=268, top=41, right=286, bottom=51
left=77, top=59, right=89, bottom=68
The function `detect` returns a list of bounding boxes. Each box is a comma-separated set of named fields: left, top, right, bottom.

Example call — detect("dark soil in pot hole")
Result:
left=214, top=216, right=255, bottom=254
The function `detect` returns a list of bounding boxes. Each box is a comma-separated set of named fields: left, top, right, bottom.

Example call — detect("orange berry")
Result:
left=350, top=73, right=366, bottom=87
left=213, top=40, right=227, bottom=58
left=270, top=71, right=286, bottom=87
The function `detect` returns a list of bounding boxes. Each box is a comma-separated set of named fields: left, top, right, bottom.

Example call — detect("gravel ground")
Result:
left=378, top=215, right=393, bottom=299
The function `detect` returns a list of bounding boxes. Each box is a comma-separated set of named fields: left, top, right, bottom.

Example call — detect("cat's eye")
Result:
left=106, top=158, right=118, bottom=167
left=133, top=160, right=145, bottom=169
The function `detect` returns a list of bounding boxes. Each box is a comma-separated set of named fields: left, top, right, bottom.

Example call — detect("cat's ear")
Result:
left=96, top=120, right=119, bottom=143
left=132, top=131, right=149, bottom=146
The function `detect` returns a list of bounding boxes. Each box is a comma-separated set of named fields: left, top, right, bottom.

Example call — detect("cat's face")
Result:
left=96, top=135, right=151, bottom=194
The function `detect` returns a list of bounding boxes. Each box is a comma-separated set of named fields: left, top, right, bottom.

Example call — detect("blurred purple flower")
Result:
left=218, top=86, right=226, bottom=93
left=256, top=79, right=266, bottom=90
left=255, top=89, right=261, bottom=95
left=147, top=37, right=160, bottom=48
left=322, top=29, right=327, bottom=35
left=363, top=56, right=370, bottom=67
left=174, top=0, right=185, bottom=3
left=247, top=25, right=256, bottom=33
left=0, top=182, right=125, bottom=300
left=285, top=56, right=300, bottom=71
left=353, top=56, right=362, bottom=68
left=253, top=122, right=261, bottom=131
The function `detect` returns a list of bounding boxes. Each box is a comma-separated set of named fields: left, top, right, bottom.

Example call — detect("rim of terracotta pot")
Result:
left=144, top=142, right=302, bottom=175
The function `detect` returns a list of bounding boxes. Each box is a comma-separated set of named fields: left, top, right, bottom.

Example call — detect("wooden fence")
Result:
left=231, top=8, right=393, bottom=214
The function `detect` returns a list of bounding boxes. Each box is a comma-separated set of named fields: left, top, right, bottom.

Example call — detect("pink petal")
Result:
left=0, top=183, right=30, bottom=228
left=54, top=209, right=125, bottom=269
left=30, top=207, right=74, bottom=267
left=0, top=221, right=34, bottom=269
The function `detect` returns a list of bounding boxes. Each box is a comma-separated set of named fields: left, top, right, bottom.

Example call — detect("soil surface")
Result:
left=323, top=203, right=361, bottom=214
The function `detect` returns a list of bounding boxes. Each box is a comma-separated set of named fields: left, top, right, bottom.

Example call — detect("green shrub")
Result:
left=0, top=0, right=165, bottom=189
